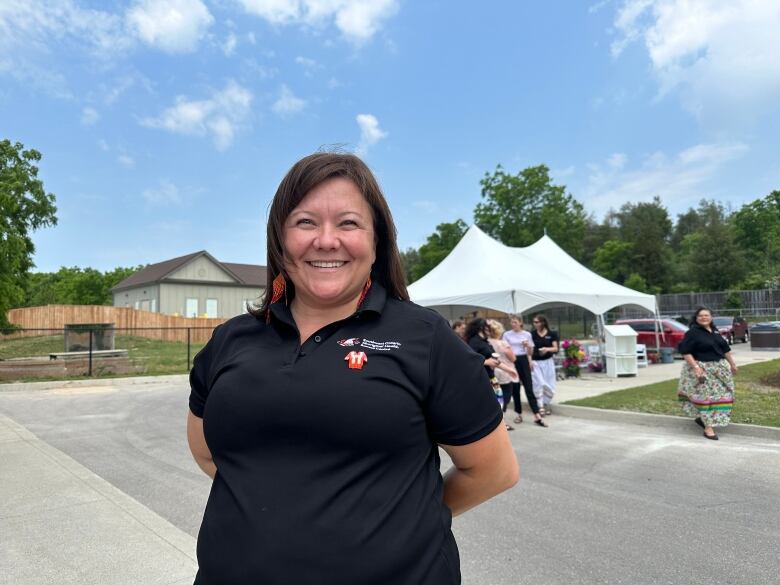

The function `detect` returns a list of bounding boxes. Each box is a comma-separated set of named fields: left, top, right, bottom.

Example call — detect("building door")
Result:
left=206, top=299, right=218, bottom=318
left=186, top=298, right=198, bottom=318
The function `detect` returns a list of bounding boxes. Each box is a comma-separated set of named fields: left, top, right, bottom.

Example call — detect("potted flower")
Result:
left=561, top=339, right=586, bottom=377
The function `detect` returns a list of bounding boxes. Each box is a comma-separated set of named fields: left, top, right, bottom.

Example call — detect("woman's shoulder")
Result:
left=383, top=298, right=453, bottom=329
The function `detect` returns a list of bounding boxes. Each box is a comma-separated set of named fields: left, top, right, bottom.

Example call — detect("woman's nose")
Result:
left=313, top=224, right=340, bottom=250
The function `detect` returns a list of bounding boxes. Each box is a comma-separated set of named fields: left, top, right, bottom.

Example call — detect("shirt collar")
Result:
left=268, top=280, right=387, bottom=332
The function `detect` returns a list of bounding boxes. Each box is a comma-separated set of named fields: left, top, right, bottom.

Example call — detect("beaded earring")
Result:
left=270, top=273, right=287, bottom=305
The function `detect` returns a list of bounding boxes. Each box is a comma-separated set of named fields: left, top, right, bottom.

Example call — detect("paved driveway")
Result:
left=1, top=380, right=778, bottom=585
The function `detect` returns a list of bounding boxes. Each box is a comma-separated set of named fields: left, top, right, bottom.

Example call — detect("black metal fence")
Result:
left=0, top=327, right=216, bottom=382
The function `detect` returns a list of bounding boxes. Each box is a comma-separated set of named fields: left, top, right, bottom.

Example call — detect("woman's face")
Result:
left=283, top=177, right=376, bottom=309
left=696, top=310, right=712, bottom=327
left=533, top=318, right=544, bottom=331
left=454, top=323, right=466, bottom=337
left=510, top=318, right=522, bottom=331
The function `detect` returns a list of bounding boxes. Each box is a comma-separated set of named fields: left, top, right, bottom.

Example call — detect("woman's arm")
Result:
left=438, top=423, right=519, bottom=517
left=501, top=341, right=516, bottom=362
left=682, top=353, right=704, bottom=378
left=724, top=351, right=738, bottom=374
left=187, top=410, right=217, bottom=479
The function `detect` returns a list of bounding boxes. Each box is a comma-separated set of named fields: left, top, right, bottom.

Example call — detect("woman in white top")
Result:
left=502, top=316, right=546, bottom=427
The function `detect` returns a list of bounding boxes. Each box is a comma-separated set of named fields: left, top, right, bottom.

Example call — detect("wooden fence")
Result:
left=6, top=305, right=226, bottom=342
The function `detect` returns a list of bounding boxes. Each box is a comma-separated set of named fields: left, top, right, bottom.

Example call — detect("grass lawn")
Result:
left=564, top=358, right=780, bottom=428
left=0, top=334, right=206, bottom=381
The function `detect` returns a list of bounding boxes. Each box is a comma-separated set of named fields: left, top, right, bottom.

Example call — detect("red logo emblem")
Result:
left=345, top=351, right=368, bottom=370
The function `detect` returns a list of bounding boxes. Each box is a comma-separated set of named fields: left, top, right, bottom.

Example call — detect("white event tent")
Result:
left=407, top=225, right=658, bottom=320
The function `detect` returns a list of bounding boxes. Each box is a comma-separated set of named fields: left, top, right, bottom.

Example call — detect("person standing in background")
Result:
left=531, top=314, right=559, bottom=415
left=503, top=316, right=546, bottom=427
left=486, top=320, right=519, bottom=415
left=451, top=320, right=466, bottom=342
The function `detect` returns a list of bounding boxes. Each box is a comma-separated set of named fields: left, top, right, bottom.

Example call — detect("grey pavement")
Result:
left=1, top=343, right=778, bottom=584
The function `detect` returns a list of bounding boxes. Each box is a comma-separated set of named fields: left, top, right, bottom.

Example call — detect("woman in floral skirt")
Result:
left=677, top=306, right=738, bottom=440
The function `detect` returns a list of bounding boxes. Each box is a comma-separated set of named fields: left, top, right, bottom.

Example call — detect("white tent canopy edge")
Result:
left=407, top=225, right=659, bottom=319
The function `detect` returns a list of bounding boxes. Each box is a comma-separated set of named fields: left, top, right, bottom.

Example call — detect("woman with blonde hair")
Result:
left=486, top=320, right=519, bottom=414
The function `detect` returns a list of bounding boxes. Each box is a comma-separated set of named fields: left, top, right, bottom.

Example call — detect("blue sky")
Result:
left=2, top=0, right=779, bottom=272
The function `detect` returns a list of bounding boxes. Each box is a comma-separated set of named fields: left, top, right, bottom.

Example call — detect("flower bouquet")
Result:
left=561, top=339, right=586, bottom=377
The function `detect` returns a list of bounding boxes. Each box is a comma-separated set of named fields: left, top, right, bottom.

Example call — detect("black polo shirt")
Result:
left=189, top=283, right=503, bottom=585
left=531, top=330, right=559, bottom=360
left=678, top=325, right=730, bottom=362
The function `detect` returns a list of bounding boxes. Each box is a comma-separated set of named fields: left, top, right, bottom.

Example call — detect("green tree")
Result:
left=582, top=213, right=619, bottom=267
left=672, top=201, right=746, bottom=291
left=732, top=190, right=780, bottom=288
left=411, top=219, right=468, bottom=282
left=614, top=196, right=673, bottom=291
left=474, top=164, right=587, bottom=259
left=591, top=240, right=635, bottom=283
left=1, top=140, right=57, bottom=328
left=671, top=207, right=705, bottom=248
left=399, top=247, right=421, bottom=285
left=624, top=272, right=650, bottom=293
left=24, top=265, right=142, bottom=307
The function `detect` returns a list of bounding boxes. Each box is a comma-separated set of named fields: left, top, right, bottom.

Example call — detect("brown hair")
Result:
left=253, top=152, right=409, bottom=318
left=533, top=314, right=550, bottom=331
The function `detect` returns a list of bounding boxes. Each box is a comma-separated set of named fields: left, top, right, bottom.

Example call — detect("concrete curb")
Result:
left=0, top=374, right=189, bottom=392
left=555, top=403, right=780, bottom=441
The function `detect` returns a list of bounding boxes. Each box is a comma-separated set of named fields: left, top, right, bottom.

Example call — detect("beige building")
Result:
left=112, top=251, right=266, bottom=319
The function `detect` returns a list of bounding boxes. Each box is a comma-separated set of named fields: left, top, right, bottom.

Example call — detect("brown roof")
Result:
left=112, top=251, right=267, bottom=291
left=221, top=262, right=268, bottom=287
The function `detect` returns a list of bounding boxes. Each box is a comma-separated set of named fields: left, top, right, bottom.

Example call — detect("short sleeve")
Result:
left=425, top=318, right=503, bottom=446
left=717, top=333, right=730, bottom=353
left=678, top=331, right=693, bottom=355
left=189, top=325, right=222, bottom=418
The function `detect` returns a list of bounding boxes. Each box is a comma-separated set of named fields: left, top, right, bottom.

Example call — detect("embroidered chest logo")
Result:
left=345, top=351, right=368, bottom=370
left=337, top=338, right=402, bottom=352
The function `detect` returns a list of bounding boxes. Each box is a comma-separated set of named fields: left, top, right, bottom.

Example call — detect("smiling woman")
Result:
left=185, top=152, right=518, bottom=585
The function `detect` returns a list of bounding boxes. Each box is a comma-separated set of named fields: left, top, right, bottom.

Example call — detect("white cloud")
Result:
left=355, top=113, right=387, bottom=156
left=411, top=200, right=438, bottom=214
left=118, top=154, right=135, bottom=168
left=238, top=0, right=399, bottom=43
left=0, top=0, right=131, bottom=57
left=141, top=80, right=253, bottom=150
left=142, top=179, right=181, bottom=206
left=127, top=0, right=213, bottom=53
left=272, top=85, right=306, bottom=116
left=80, top=106, right=99, bottom=125
left=610, top=0, right=780, bottom=123
left=581, top=142, right=748, bottom=216
left=295, top=55, right=317, bottom=68
left=222, top=32, right=238, bottom=56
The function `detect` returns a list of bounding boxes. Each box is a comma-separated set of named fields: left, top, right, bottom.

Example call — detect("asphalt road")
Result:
left=1, top=380, right=778, bottom=585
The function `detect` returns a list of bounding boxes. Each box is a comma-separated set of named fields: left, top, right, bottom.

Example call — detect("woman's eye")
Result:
left=296, top=218, right=314, bottom=226
left=340, top=219, right=358, bottom=227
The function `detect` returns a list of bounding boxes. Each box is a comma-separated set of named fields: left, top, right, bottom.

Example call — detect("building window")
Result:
left=206, top=299, right=218, bottom=318
left=151, top=299, right=157, bottom=313
left=134, top=301, right=140, bottom=310
left=186, top=298, right=198, bottom=318
left=140, top=300, right=150, bottom=312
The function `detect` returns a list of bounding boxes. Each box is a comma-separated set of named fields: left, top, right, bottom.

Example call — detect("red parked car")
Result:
left=614, top=318, right=689, bottom=350
left=712, top=316, right=749, bottom=344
